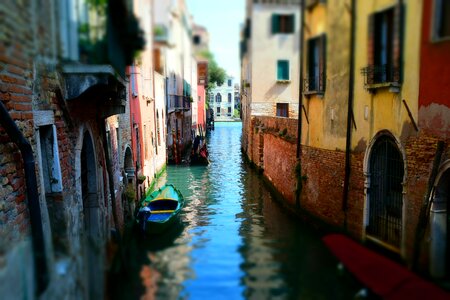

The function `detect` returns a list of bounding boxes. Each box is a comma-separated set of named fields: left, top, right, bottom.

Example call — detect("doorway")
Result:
left=81, top=131, right=102, bottom=299
left=430, top=165, right=450, bottom=278
left=366, top=135, right=404, bottom=249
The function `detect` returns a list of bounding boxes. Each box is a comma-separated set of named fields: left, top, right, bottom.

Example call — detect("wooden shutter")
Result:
left=271, top=14, right=279, bottom=34
left=153, top=48, right=161, bottom=73
left=288, top=14, right=295, bottom=33
left=319, top=34, right=326, bottom=91
left=392, top=3, right=404, bottom=83
left=367, top=13, right=375, bottom=84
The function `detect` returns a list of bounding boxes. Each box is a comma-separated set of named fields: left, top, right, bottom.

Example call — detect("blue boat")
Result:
left=136, top=184, right=184, bottom=234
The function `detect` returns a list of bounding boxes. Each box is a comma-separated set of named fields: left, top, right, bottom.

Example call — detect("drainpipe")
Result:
left=296, top=0, right=305, bottom=208
left=342, top=0, right=356, bottom=230
left=0, top=101, right=49, bottom=295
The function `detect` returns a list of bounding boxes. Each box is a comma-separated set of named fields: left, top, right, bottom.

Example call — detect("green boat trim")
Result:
left=136, top=184, right=184, bottom=234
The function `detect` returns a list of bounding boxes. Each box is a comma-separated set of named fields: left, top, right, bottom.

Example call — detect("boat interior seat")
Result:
left=149, top=199, right=178, bottom=211
left=152, top=210, right=175, bottom=214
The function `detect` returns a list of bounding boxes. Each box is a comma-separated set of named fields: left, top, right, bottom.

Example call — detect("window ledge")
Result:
left=364, top=82, right=401, bottom=93
left=303, top=90, right=324, bottom=96
left=276, top=80, right=291, bottom=84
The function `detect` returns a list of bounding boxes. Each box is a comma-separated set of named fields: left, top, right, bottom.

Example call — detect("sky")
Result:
left=186, top=0, right=245, bottom=81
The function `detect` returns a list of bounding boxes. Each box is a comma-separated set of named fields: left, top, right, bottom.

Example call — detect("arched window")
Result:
left=367, top=135, right=404, bottom=248
left=215, top=93, right=222, bottom=102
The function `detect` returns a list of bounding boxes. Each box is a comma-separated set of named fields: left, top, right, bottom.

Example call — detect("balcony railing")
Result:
left=169, top=95, right=191, bottom=111
left=303, top=73, right=325, bottom=94
left=361, top=65, right=401, bottom=87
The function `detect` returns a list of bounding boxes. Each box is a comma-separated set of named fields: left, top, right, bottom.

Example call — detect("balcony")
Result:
left=361, top=65, right=401, bottom=93
left=303, top=73, right=325, bottom=95
left=61, top=64, right=127, bottom=118
left=154, top=24, right=169, bottom=44
left=169, top=95, right=191, bottom=112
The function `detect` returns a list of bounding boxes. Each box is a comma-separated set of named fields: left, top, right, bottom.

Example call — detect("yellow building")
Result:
left=353, top=0, right=422, bottom=260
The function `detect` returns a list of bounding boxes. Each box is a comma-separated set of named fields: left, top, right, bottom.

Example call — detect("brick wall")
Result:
left=263, top=133, right=297, bottom=205
left=0, top=0, right=37, bottom=249
left=403, top=131, right=449, bottom=264
left=300, top=145, right=347, bottom=228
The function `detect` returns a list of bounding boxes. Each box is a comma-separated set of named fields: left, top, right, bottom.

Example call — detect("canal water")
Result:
left=109, top=122, right=363, bottom=299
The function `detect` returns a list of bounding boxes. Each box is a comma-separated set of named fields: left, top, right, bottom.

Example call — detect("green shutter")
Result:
left=289, top=15, right=295, bottom=33
left=271, top=14, right=279, bottom=34
left=277, top=60, right=289, bottom=80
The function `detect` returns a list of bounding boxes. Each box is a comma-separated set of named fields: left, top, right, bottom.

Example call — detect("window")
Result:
left=143, top=125, right=148, bottom=159
left=209, top=93, right=214, bottom=102
left=276, top=103, right=289, bottom=117
left=305, top=35, right=326, bottom=93
left=228, top=93, right=232, bottom=102
left=228, top=107, right=232, bottom=114
left=277, top=60, right=290, bottom=81
left=39, top=125, right=63, bottom=193
left=433, top=0, right=450, bottom=39
left=216, top=107, right=220, bottom=114
left=271, top=14, right=295, bottom=34
left=193, top=35, right=201, bottom=45
left=156, top=110, right=161, bottom=146
left=215, top=93, right=222, bottom=102
left=228, top=79, right=232, bottom=86
left=362, top=6, right=402, bottom=86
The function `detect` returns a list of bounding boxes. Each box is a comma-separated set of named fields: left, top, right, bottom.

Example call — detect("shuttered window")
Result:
left=276, top=103, right=289, bottom=118
left=305, top=34, right=326, bottom=93
left=365, top=5, right=403, bottom=84
left=277, top=60, right=290, bottom=81
left=434, top=0, right=450, bottom=39
left=271, top=14, right=295, bottom=34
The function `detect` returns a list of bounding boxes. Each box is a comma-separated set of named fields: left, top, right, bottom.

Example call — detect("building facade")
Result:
left=0, top=0, right=143, bottom=298
left=417, top=0, right=450, bottom=278
left=154, top=0, right=195, bottom=164
left=241, top=0, right=450, bottom=280
left=209, top=76, right=238, bottom=121
left=241, top=0, right=301, bottom=168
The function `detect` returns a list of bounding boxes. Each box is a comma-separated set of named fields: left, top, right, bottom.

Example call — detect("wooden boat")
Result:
left=136, top=184, right=184, bottom=234
left=190, top=144, right=209, bottom=165
left=323, top=234, right=449, bottom=299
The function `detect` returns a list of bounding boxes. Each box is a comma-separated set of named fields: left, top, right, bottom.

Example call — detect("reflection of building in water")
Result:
left=143, top=167, right=211, bottom=298
left=238, top=168, right=287, bottom=299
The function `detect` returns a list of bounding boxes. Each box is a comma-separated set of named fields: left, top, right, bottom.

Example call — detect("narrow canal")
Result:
left=109, top=122, right=363, bottom=299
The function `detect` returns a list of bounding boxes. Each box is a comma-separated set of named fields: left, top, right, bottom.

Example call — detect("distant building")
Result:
left=192, top=24, right=210, bottom=54
left=154, top=0, right=195, bottom=163
left=209, top=76, right=238, bottom=121
left=241, top=0, right=301, bottom=166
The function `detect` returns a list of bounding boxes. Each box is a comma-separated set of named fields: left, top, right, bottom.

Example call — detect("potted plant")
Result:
left=125, top=184, right=136, bottom=202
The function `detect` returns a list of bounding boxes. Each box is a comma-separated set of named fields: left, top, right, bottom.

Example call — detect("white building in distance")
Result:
left=208, top=76, right=239, bottom=121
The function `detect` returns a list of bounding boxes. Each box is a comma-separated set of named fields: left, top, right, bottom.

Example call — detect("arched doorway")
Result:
left=81, top=131, right=102, bottom=299
left=366, top=134, right=404, bottom=249
left=123, top=146, right=134, bottom=222
left=430, top=164, right=450, bottom=278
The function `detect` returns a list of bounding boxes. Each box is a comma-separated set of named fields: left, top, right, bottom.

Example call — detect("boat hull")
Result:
left=136, top=184, right=184, bottom=235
